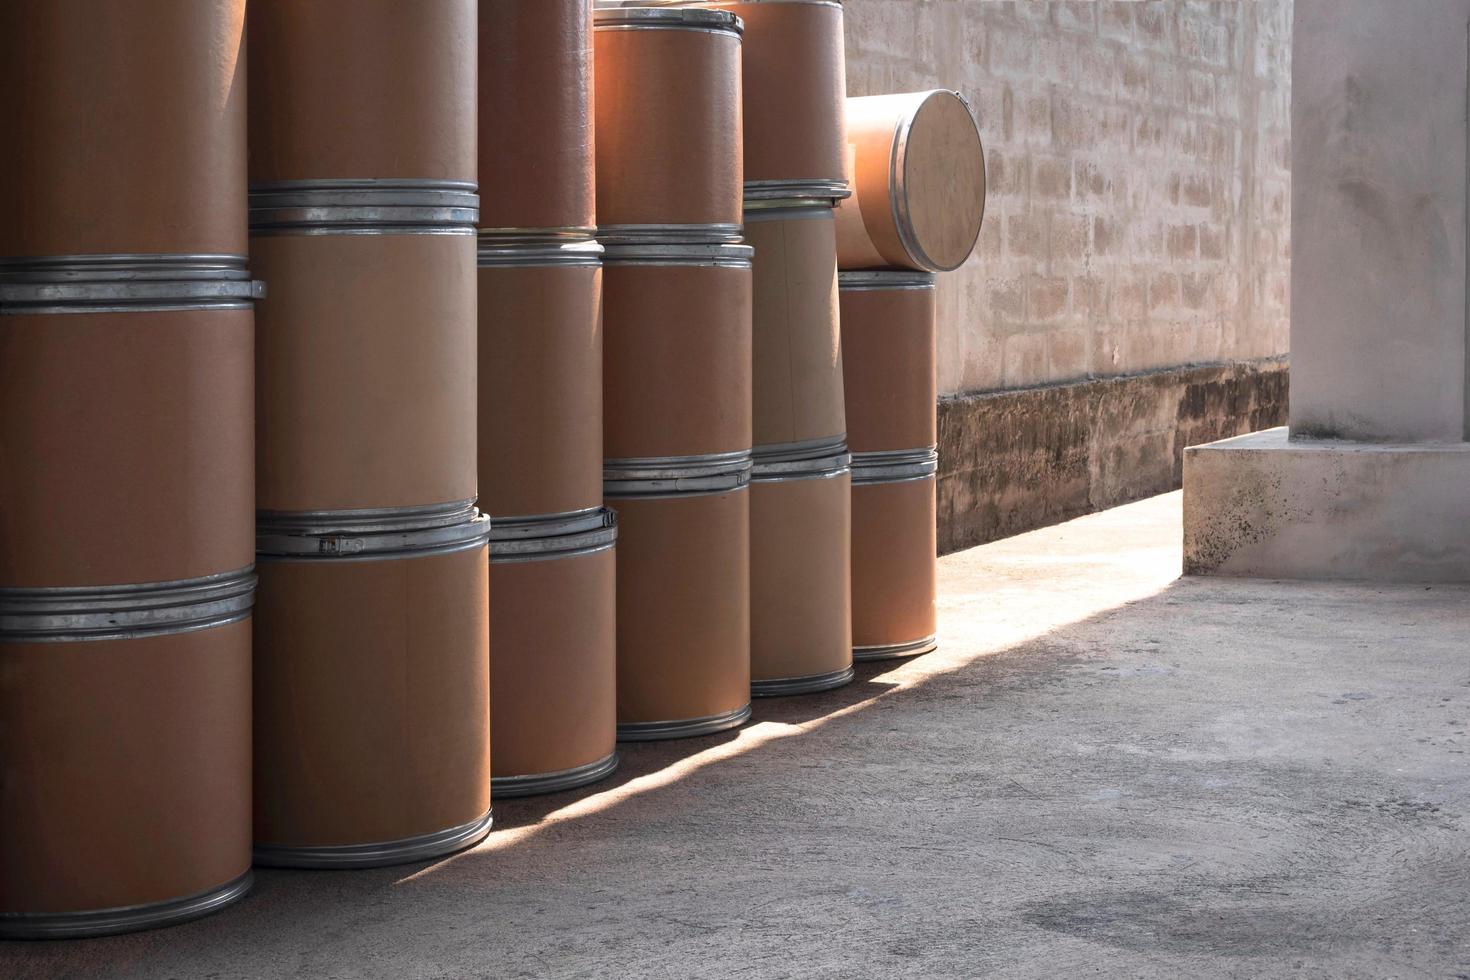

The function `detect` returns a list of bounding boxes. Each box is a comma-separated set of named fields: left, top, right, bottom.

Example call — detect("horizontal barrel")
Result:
left=251, top=201, right=478, bottom=512
left=0, top=0, right=248, bottom=256
left=602, top=243, right=753, bottom=462
left=607, top=480, right=751, bottom=740
left=478, top=241, right=604, bottom=522
left=745, top=200, right=846, bottom=454
left=246, top=0, right=476, bottom=182
left=749, top=451, right=853, bottom=696
left=0, top=260, right=257, bottom=588
left=593, top=6, right=744, bottom=239
left=839, top=270, right=938, bottom=454
left=850, top=452, right=938, bottom=661
left=489, top=510, right=619, bottom=796
left=479, top=0, right=595, bottom=237
left=252, top=508, right=492, bottom=868
left=0, top=571, right=255, bottom=938
left=834, top=90, right=987, bottom=272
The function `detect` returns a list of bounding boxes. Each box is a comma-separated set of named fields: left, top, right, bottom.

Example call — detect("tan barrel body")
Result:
left=850, top=474, right=938, bottom=656
left=839, top=274, right=937, bottom=454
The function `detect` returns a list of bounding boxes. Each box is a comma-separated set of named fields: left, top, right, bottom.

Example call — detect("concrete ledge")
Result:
left=1184, top=427, right=1470, bottom=582
left=937, top=358, right=1288, bottom=554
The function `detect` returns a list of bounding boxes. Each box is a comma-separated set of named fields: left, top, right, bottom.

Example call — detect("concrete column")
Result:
left=1183, top=0, right=1470, bottom=582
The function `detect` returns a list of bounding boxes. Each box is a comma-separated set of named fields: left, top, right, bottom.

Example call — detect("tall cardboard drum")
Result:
left=838, top=270, right=937, bottom=454
left=0, top=0, right=248, bottom=257
left=479, top=0, right=596, bottom=238
left=252, top=508, right=493, bottom=867
left=0, top=574, right=255, bottom=938
left=246, top=0, right=475, bottom=183
left=850, top=452, right=938, bottom=661
left=602, top=244, right=753, bottom=463
left=744, top=200, right=846, bottom=458
left=834, top=90, right=986, bottom=272
left=593, top=6, right=743, bottom=240
left=250, top=186, right=479, bottom=513
left=749, top=451, right=853, bottom=695
left=606, top=464, right=752, bottom=739
left=489, top=511, right=619, bottom=795
left=706, top=0, right=847, bottom=198
left=478, top=241, right=604, bottom=523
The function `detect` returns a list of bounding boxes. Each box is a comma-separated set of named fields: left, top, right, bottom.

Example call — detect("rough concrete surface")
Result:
left=5, top=492, right=1468, bottom=978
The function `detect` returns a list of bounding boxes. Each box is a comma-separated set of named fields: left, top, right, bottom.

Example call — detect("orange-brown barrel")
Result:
left=602, top=244, right=754, bottom=462
left=593, top=6, right=744, bottom=238
left=707, top=0, right=847, bottom=194
left=479, top=0, right=595, bottom=236
left=0, top=0, right=248, bottom=256
left=835, top=90, right=987, bottom=272
left=850, top=465, right=938, bottom=660
left=489, top=513, right=618, bottom=794
left=838, top=270, right=938, bottom=454
left=477, top=242, right=604, bottom=521
left=252, top=525, right=493, bottom=865
left=246, top=0, right=476, bottom=182
left=749, top=455, right=853, bottom=695
left=744, top=201, right=846, bottom=455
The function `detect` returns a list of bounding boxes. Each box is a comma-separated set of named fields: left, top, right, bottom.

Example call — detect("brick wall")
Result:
left=844, top=0, right=1292, bottom=396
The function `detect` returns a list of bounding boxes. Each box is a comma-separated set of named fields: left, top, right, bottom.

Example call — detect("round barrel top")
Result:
left=897, top=90, right=986, bottom=272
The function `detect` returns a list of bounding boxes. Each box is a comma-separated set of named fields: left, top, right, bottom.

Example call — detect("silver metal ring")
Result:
left=751, top=664, right=855, bottom=697
left=752, top=450, right=850, bottom=483
left=597, top=225, right=745, bottom=248
left=0, top=568, right=257, bottom=643
left=256, top=502, right=491, bottom=560
left=477, top=239, right=603, bottom=268
left=743, top=178, right=850, bottom=204
left=487, top=507, right=610, bottom=540
left=753, top=434, right=848, bottom=463
left=853, top=634, right=937, bottom=662
left=851, top=448, right=939, bottom=485
left=490, top=509, right=618, bottom=563
left=605, top=450, right=754, bottom=497
left=0, top=253, right=250, bottom=281
left=0, top=253, right=264, bottom=313
left=491, top=752, right=619, bottom=798
left=250, top=179, right=480, bottom=234
left=477, top=226, right=598, bottom=244
left=742, top=200, right=838, bottom=221
left=616, top=703, right=752, bottom=741
left=0, top=871, right=252, bottom=940
left=593, top=6, right=744, bottom=35
left=838, top=269, right=937, bottom=290
left=253, top=809, right=493, bottom=870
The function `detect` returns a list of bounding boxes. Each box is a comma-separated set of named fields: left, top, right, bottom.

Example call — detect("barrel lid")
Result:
left=593, top=5, right=744, bottom=35
left=256, top=501, right=490, bottom=560
left=601, top=241, right=752, bottom=267
left=0, top=569, right=256, bottom=643
left=891, top=90, right=986, bottom=272
left=838, top=269, right=937, bottom=290
left=478, top=238, right=603, bottom=268
left=489, top=508, right=618, bottom=562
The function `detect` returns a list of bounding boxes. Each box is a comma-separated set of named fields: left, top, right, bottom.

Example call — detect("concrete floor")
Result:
left=6, top=491, right=1469, bottom=978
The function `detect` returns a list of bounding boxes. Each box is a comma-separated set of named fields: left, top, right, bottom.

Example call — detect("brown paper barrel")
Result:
left=606, top=474, right=751, bottom=739
left=0, top=0, right=248, bottom=256
left=479, top=0, right=596, bottom=238
left=749, top=453, right=853, bottom=695
left=706, top=0, right=847, bottom=196
left=0, top=271, right=257, bottom=589
left=593, top=6, right=743, bottom=240
left=602, top=243, right=753, bottom=463
left=252, top=510, right=492, bottom=867
left=838, top=270, right=937, bottom=454
left=489, top=511, right=618, bottom=795
left=246, top=0, right=475, bottom=183
left=0, top=572, right=256, bottom=938
left=834, top=90, right=986, bottom=272
left=251, top=227, right=478, bottom=514
left=850, top=454, right=938, bottom=660
left=478, top=241, right=604, bottom=523
left=744, top=200, right=846, bottom=457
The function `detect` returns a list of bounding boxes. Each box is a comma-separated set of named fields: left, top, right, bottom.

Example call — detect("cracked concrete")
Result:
left=4, top=491, right=1468, bottom=978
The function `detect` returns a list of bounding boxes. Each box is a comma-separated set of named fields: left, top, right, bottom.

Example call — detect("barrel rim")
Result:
left=752, top=449, right=851, bottom=482
left=600, top=240, right=753, bottom=267
left=477, top=239, right=604, bottom=268
left=753, top=435, right=848, bottom=463
left=253, top=809, right=493, bottom=870
left=853, top=634, right=938, bottom=662
left=249, top=180, right=480, bottom=234
left=256, top=503, right=491, bottom=561
left=486, top=507, right=610, bottom=540
left=750, top=664, right=855, bottom=698
left=593, top=5, right=744, bottom=35
left=476, top=226, right=599, bottom=245
left=850, top=447, right=939, bottom=485
left=489, top=510, right=618, bottom=563
left=491, top=753, right=619, bottom=798
left=616, top=703, right=752, bottom=741
left=743, top=178, right=851, bottom=203
left=838, top=269, right=937, bottom=290
left=0, top=872, right=253, bottom=940
left=742, top=198, right=838, bottom=219
left=889, top=89, right=985, bottom=273
left=0, top=568, right=257, bottom=643
left=604, top=451, right=754, bottom=497
left=597, top=224, right=744, bottom=247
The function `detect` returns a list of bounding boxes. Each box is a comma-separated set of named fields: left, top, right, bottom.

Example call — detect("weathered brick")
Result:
left=1028, top=274, right=1071, bottom=321
left=1167, top=224, right=1198, bottom=260
left=1006, top=213, right=1045, bottom=258
left=1032, top=156, right=1072, bottom=200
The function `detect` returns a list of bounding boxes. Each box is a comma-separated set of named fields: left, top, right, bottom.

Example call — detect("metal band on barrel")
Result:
left=492, top=752, right=620, bottom=798
left=256, top=500, right=491, bottom=560
left=597, top=225, right=745, bottom=247
left=0, top=254, right=265, bottom=313
left=593, top=6, right=744, bottom=36
left=889, top=90, right=983, bottom=273
left=753, top=434, right=848, bottom=463
left=0, top=568, right=257, bottom=643
left=0, top=872, right=253, bottom=940
left=850, top=447, right=939, bottom=485
left=752, top=448, right=850, bottom=483
left=854, top=634, right=938, bottom=662
left=477, top=226, right=599, bottom=244
left=838, top=269, right=937, bottom=291
left=253, top=809, right=493, bottom=870
left=249, top=179, right=480, bottom=235
left=477, top=239, right=603, bottom=268
left=489, top=508, right=618, bottom=563
left=600, top=241, right=753, bottom=267
left=604, top=450, right=753, bottom=497
left=743, top=179, right=850, bottom=204
left=487, top=507, right=610, bottom=540
left=616, top=703, right=752, bottom=741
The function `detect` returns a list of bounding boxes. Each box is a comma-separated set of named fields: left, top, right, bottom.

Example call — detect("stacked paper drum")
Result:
left=715, top=0, right=855, bottom=696
left=595, top=4, right=754, bottom=738
left=0, top=0, right=258, bottom=936
left=479, top=0, right=620, bottom=796
left=246, top=0, right=493, bottom=866
left=837, top=90, right=986, bottom=661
